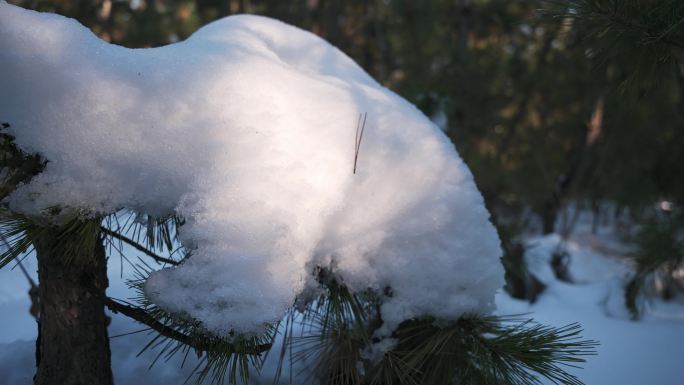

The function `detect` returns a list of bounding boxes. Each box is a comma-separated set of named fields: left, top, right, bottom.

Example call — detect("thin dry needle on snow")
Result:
left=353, top=112, right=367, bottom=175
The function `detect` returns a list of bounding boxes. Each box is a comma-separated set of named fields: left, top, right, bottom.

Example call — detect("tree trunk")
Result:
left=34, top=230, right=113, bottom=385
left=541, top=200, right=558, bottom=234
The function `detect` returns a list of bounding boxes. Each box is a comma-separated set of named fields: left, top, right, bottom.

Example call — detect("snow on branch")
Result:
left=0, top=1, right=503, bottom=340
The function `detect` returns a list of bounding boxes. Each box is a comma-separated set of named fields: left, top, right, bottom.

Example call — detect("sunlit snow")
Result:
left=0, top=1, right=502, bottom=336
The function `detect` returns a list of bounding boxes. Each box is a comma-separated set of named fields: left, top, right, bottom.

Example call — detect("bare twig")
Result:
left=0, top=234, right=40, bottom=320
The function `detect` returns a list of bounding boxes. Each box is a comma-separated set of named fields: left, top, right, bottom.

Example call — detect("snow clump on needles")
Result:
left=0, top=1, right=503, bottom=338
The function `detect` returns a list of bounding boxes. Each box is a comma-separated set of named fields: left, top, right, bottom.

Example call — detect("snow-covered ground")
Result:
left=1, top=220, right=683, bottom=385
left=497, top=229, right=684, bottom=385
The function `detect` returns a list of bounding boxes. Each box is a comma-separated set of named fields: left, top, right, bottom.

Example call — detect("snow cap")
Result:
left=0, top=2, right=503, bottom=336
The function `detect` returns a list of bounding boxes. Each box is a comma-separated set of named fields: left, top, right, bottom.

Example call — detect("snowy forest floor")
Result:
left=0, top=219, right=682, bottom=385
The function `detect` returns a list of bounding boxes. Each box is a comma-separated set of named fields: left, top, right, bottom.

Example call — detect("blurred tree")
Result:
left=563, top=0, right=684, bottom=317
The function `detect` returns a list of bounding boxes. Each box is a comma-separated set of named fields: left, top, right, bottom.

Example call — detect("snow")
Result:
left=0, top=1, right=502, bottom=336
left=496, top=222, right=684, bottom=385
left=2, top=220, right=684, bottom=384
left=497, top=289, right=683, bottom=385
left=3, top=3, right=680, bottom=383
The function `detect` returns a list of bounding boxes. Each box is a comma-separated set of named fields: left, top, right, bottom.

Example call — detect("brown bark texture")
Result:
left=33, top=231, right=113, bottom=385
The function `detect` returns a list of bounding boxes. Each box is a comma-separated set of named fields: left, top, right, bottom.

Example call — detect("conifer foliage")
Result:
left=561, top=0, right=684, bottom=318
left=0, top=126, right=599, bottom=384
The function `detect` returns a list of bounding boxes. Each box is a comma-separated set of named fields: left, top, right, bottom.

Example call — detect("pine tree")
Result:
left=0, top=1, right=608, bottom=384
left=0, top=124, right=598, bottom=385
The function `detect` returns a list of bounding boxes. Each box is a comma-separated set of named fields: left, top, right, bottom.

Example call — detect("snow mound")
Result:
left=0, top=2, right=503, bottom=336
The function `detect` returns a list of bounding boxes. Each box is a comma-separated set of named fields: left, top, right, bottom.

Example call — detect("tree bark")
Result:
left=34, top=230, right=113, bottom=385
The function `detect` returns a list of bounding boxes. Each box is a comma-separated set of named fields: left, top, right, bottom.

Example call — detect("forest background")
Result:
left=1, top=0, right=683, bottom=384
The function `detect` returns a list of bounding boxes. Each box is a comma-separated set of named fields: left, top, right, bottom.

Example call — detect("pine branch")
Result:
left=100, top=226, right=180, bottom=266
left=105, top=298, right=217, bottom=350
left=286, top=269, right=598, bottom=385
left=0, top=209, right=102, bottom=268
left=624, top=211, right=684, bottom=319
left=578, top=1, right=684, bottom=49
left=553, top=0, right=684, bottom=90
left=2, top=231, right=40, bottom=320
left=390, top=315, right=598, bottom=385
left=105, top=296, right=274, bottom=385
left=0, top=127, right=45, bottom=202
left=119, top=266, right=279, bottom=385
